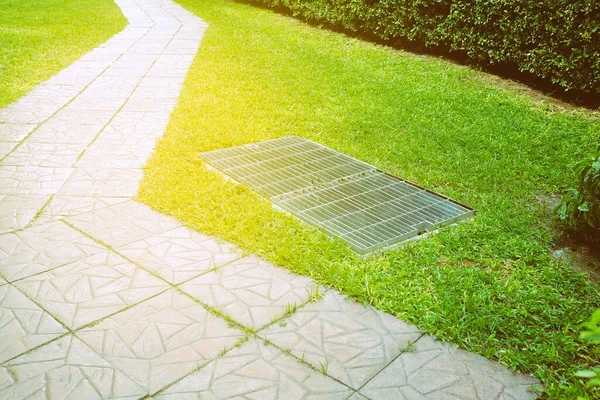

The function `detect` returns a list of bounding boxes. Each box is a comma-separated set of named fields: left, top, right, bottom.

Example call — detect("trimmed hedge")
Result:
left=249, top=0, right=600, bottom=94
left=559, top=148, right=600, bottom=243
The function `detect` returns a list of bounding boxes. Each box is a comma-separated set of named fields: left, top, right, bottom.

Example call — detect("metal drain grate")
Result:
left=199, top=136, right=474, bottom=254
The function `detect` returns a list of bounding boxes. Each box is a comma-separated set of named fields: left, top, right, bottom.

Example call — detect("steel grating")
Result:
left=199, top=136, right=474, bottom=254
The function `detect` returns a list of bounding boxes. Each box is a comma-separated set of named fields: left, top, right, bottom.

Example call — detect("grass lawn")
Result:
left=138, top=0, right=600, bottom=396
left=0, top=0, right=127, bottom=108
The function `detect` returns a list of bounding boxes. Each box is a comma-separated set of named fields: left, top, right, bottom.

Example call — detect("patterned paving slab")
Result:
left=77, top=142, right=155, bottom=168
left=0, top=108, right=43, bottom=125
left=0, top=143, right=17, bottom=160
left=2, top=142, right=83, bottom=168
left=0, top=221, right=106, bottom=282
left=155, top=338, right=354, bottom=399
left=359, top=335, right=540, bottom=399
left=40, top=196, right=131, bottom=220
left=0, top=335, right=146, bottom=399
left=27, top=120, right=106, bottom=144
left=0, top=285, right=66, bottom=364
left=0, top=194, right=48, bottom=234
left=346, top=393, right=369, bottom=400
left=262, top=291, right=422, bottom=389
left=58, top=167, right=143, bottom=197
left=118, top=226, right=241, bottom=284
left=180, top=255, right=318, bottom=330
left=0, top=124, right=35, bottom=142
left=96, top=111, right=170, bottom=145
left=65, top=201, right=181, bottom=247
left=14, top=250, right=169, bottom=329
left=0, top=166, right=74, bottom=195
left=76, top=290, right=245, bottom=393
left=46, top=108, right=114, bottom=127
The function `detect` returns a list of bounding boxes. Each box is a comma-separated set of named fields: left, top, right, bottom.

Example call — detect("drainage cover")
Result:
left=199, top=136, right=474, bottom=254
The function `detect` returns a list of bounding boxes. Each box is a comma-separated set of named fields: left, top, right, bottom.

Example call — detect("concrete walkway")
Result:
left=0, top=0, right=540, bottom=398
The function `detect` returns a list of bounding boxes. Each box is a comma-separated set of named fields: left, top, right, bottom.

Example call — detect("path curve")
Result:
left=0, top=0, right=540, bottom=398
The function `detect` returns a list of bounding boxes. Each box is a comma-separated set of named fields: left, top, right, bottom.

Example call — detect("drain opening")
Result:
left=199, top=136, right=474, bottom=254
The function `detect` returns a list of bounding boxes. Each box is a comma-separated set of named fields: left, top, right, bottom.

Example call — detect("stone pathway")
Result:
left=0, top=0, right=541, bottom=398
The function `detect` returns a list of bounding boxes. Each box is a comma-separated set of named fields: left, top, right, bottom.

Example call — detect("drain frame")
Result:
left=199, top=136, right=474, bottom=254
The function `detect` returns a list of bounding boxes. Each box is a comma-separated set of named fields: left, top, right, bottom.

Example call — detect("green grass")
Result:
left=0, top=0, right=127, bottom=108
left=138, top=0, right=600, bottom=397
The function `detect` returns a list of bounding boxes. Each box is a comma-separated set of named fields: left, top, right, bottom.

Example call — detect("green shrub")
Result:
left=247, top=0, right=600, bottom=94
left=559, top=148, right=600, bottom=242
left=575, top=309, right=600, bottom=392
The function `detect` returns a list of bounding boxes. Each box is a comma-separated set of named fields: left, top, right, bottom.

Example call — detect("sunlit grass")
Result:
left=138, top=0, right=600, bottom=396
left=0, top=0, right=127, bottom=108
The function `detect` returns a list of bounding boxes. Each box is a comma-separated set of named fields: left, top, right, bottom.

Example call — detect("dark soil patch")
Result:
left=553, top=231, right=600, bottom=283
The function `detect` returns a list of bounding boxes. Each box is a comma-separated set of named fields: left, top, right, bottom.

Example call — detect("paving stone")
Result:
left=15, top=250, right=169, bottom=329
left=65, top=200, right=181, bottom=247
left=145, top=66, right=191, bottom=79
left=180, top=255, right=316, bottom=330
left=44, top=75, right=94, bottom=89
left=118, top=13, right=153, bottom=28
left=173, top=27, right=206, bottom=41
left=101, top=66, right=148, bottom=79
left=0, top=107, right=43, bottom=125
left=86, top=76, right=140, bottom=94
left=95, top=40, right=139, bottom=55
left=0, top=335, right=146, bottom=399
left=2, top=142, right=82, bottom=167
left=138, top=76, right=185, bottom=89
left=359, top=335, right=540, bottom=399
left=97, top=111, right=170, bottom=143
left=76, top=289, right=245, bottom=393
left=122, top=97, right=178, bottom=113
left=118, top=226, right=241, bottom=284
left=0, top=285, right=66, bottom=364
left=68, top=95, right=128, bottom=112
left=126, top=41, right=169, bottom=56
left=33, top=84, right=76, bottom=100
left=109, top=26, right=149, bottom=39
left=7, top=98, right=65, bottom=120
left=163, top=39, right=201, bottom=55
left=345, top=393, right=368, bottom=400
left=0, top=166, right=73, bottom=195
left=27, top=120, right=104, bottom=144
left=0, top=142, right=17, bottom=159
left=155, top=338, right=353, bottom=399
left=0, top=194, right=48, bottom=234
left=94, top=132, right=159, bottom=149
left=262, top=291, right=422, bottom=389
left=0, top=124, right=36, bottom=142
left=0, top=221, right=105, bottom=282
left=77, top=49, right=125, bottom=64
left=45, top=108, right=114, bottom=127
left=41, top=196, right=130, bottom=219
left=110, top=54, right=158, bottom=70
left=12, top=85, right=79, bottom=107
left=58, top=167, right=142, bottom=196
left=77, top=142, right=155, bottom=168
left=50, top=62, right=109, bottom=85
left=150, top=54, right=195, bottom=71
left=148, top=16, right=179, bottom=26
left=143, top=33, right=177, bottom=42
left=129, top=84, right=183, bottom=100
